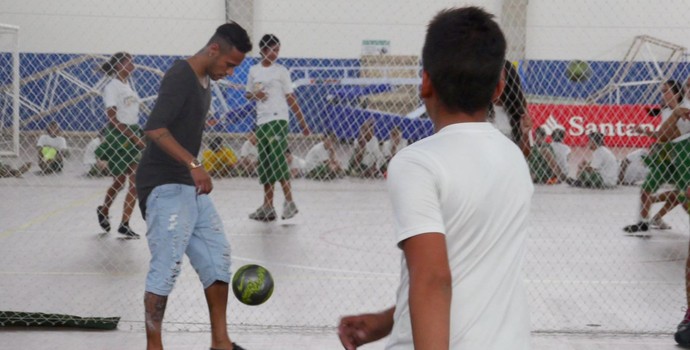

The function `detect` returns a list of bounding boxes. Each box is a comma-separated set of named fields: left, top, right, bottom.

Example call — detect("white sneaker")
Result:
left=282, top=201, right=299, bottom=220
left=249, top=206, right=276, bottom=222
left=650, top=217, right=671, bottom=230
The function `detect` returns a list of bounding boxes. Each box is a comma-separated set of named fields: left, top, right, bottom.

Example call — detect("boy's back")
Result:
left=386, top=122, right=533, bottom=350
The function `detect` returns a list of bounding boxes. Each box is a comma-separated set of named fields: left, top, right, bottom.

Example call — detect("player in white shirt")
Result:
left=36, top=121, right=68, bottom=174
left=95, top=52, right=145, bottom=238
left=550, top=128, right=571, bottom=177
left=237, top=130, right=259, bottom=177
left=304, top=132, right=344, bottom=180
left=566, top=132, right=618, bottom=188
left=618, top=149, right=649, bottom=185
left=338, top=8, right=532, bottom=350
left=348, top=118, right=384, bottom=178
left=245, top=34, right=311, bottom=222
left=624, top=80, right=685, bottom=233
left=381, top=126, right=408, bottom=172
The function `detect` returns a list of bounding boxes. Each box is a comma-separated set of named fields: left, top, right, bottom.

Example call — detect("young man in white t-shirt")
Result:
left=348, top=118, right=384, bottom=178
left=550, top=128, right=570, bottom=177
left=338, top=7, right=532, bottom=350
left=567, top=131, right=619, bottom=188
left=381, top=126, right=408, bottom=172
left=36, top=121, right=68, bottom=174
left=618, top=149, right=649, bottom=185
left=304, top=132, right=344, bottom=180
left=245, top=34, right=311, bottom=221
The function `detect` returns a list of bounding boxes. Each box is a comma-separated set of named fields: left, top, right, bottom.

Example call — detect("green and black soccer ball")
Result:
left=566, top=60, right=592, bottom=83
left=232, top=264, right=274, bottom=306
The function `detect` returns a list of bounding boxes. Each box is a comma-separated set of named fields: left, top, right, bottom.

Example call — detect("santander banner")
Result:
left=528, top=104, right=660, bottom=147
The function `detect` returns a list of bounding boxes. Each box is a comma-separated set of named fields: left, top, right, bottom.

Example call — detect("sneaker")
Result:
left=623, top=221, right=649, bottom=233
left=282, top=201, right=299, bottom=220
left=210, top=344, right=246, bottom=350
left=117, top=223, right=140, bottom=239
left=650, top=217, right=672, bottom=230
left=249, top=206, right=276, bottom=222
left=97, top=206, right=110, bottom=232
left=676, top=318, right=690, bottom=346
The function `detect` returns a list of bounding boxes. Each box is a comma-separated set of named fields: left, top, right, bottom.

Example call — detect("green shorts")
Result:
left=257, top=120, right=290, bottom=184
left=577, top=170, right=605, bottom=188
left=671, top=138, right=690, bottom=194
left=641, top=143, right=674, bottom=192
left=95, top=125, right=142, bottom=176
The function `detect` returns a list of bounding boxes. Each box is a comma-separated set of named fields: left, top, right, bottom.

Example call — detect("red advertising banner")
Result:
left=527, top=104, right=660, bottom=147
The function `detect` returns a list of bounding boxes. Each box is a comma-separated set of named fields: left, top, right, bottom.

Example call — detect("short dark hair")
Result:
left=665, top=79, right=683, bottom=105
left=535, top=126, right=547, bottom=138
left=422, top=7, right=506, bottom=114
left=551, top=128, right=566, bottom=142
left=101, top=52, right=131, bottom=76
left=209, top=22, right=252, bottom=54
left=210, top=137, right=223, bottom=151
left=588, top=131, right=605, bottom=146
left=259, top=34, right=280, bottom=52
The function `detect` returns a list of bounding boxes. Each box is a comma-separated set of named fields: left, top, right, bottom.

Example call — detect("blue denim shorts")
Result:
left=144, top=184, right=231, bottom=296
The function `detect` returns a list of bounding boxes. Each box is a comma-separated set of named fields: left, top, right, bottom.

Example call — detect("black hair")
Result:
left=208, top=22, right=252, bottom=54
left=588, top=131, right=604, bottom=146
left=551, top=128, right=566, bottom=142
left=210, top=137, right=223, bottom=151
left=665, top=79, right=683, bottom=105
left=534, top=126, right=547, bottom=137
left=259, top=34, right=280, bottom=52
left=101, top=52, right=131, bottom=76
left=422, top=7, right=506, bottom=114
left=500, top=61, right=528, bottom=143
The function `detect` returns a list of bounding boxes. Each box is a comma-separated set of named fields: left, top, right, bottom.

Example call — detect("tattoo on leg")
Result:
left=144, top=294, right=168, bottom=332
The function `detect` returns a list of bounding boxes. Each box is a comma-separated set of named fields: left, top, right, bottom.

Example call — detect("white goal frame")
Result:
left=0, top=23, right=19, bottom=157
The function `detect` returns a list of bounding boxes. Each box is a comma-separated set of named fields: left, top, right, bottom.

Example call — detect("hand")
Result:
left=302, top=126, right=311, bottom=136
left=134, top=136, right=146, bottom=150
left=254, top=90, right=268, bottom=102
left=337, top=312, right=393, bottom=350
left=190, top=167, right=213, bottom=194
left=674, top=107, right=690, bottom=120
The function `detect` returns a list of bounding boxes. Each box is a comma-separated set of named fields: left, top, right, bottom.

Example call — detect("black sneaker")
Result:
left=210, top=344, right=245, bottom=350
left=676, top=320, right=690, bottom=347
left=97, top=206, right=110, bottom=232
left=117, top=223, right=140, bottom=239
left=623, top=221, right=649, bottom=233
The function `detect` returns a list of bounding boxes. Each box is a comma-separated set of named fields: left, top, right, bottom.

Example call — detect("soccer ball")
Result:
left=232, top=264, right=274, bottom=306
left=566, top=60, right=591, bottom=82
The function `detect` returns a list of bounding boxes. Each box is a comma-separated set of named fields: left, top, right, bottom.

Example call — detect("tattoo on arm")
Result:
left=155, top=131, right=171, bottom=141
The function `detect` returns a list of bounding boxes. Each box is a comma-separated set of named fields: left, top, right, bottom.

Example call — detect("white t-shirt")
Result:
left=492, top=105, right=512, bottom=139
left=622, top=149, right=649, bottom=185
left=240, top=140, right=258, bottom=160
left=37, top=134, right=67, bottom=150
left=386, top=122, right=532, bottom=350
left=246, top=64, right=293, bottom=125
left=290, top=155, right=306, bottom=175
left=304, top=142, right=330, bottom=172
left=354, top=137, right=384, bottom=168
left=83, top=137, right=101, bottom=165
left=550, top=141, right=571, bottom=176
left=671, top=100, right=690, bottom=143
left=591, top=146, right=619, bottom=187
left=382, top=139, right=408, bottom=159
left=102, top=78, right=140, bottom=125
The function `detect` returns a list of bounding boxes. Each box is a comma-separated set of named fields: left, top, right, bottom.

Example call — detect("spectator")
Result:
left=83, top=128, right=109, bottom=177
left=381, top=126, right=408, bottom=172
left=237, top=130, right=258, bottom=177
left=550, top=128, right=571, bottom=178
left=304, top=132, right=344, bottom=180
left=567, top=131, right=618, bottom=188
left=36, top=121, right=68, bottom=174
left=527, top=127, right=565, bottom=184
left=348, top=118, right=384, bottom=178
left=201, top=136, right=238, bottom=178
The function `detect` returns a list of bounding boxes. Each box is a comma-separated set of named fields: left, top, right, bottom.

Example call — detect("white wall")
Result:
left=1, top=0, right=689, bottom=60
left=0, top=0, right=226, bottom=55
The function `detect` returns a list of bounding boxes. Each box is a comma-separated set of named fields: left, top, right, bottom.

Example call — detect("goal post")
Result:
left=0, top=23, right=19, bottom=157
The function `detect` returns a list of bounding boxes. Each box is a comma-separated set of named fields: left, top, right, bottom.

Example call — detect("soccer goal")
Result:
left=0, top=23, right=19, bottom=157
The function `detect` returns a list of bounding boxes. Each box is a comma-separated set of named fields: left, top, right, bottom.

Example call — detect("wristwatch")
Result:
left=189, top=158, right=202, bottom=170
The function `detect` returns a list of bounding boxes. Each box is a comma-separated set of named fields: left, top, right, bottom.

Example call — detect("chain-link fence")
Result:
left=2, top=0, right=690, bottom=335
